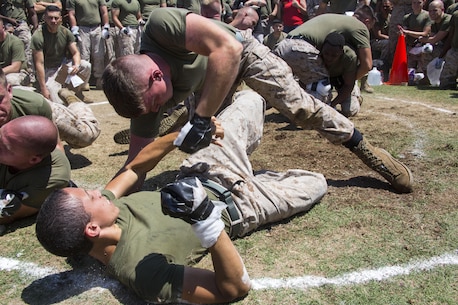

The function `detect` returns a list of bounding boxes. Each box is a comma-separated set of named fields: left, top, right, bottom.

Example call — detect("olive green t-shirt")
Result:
left=139, top=0, right=167, bottom=20
left=0, top=33, right=27, bottom=70
left=105, top=190, right=205, bottom=301
left=67, top=0, right=106, bottom=26
left=402, top=10, right=433, bottom=46
left=0, top=149, right=71, bottom=209
left=31, top=25, right=76, bottom=69
left=326, top=45, right=358, bottom=78
left=0, top=0, right=35, bottom=21
left=112, top=0, right=141, bottom=26
left=11, top=88, right=53, bottom=121
left=431, top=13, right=451, bottom=41
left=288, top=13, right=371, bottom=50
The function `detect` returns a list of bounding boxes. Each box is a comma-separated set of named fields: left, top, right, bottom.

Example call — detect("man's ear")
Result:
left=152, top=70, right=163, bottom=82
left=29, top=155, right=43, bottom=166
left=85, top=223, right=101, bottom=238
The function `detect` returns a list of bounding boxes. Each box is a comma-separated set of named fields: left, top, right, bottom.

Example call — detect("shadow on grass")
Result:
left=0, top=214, right=36, bottom=236
left=21, top=254, right=200, bottom=305
left=64, top=146, right=92, bottom=170
left=327, top=176, right=392, bottom=191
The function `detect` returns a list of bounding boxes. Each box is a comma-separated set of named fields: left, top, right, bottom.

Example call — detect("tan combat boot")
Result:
left=58, top=88, right=83, bottom=105
left=352, top=138, right=413, bottom=193
left=360, top=75, right=374, bottom=93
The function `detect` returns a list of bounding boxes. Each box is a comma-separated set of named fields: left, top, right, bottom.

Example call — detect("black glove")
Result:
left=0, top=190, right=26, bottom=217
left=161, top=177, right=214, bottom=224
left=173, top=113, right=212, bottom=154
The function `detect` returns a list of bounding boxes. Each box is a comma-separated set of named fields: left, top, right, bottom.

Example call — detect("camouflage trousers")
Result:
left=439, top=48, right=458, bottom=87
left=48, top=99, right=101, bottom=149
left=273, top=38, right=361, bottom=118
left=13, top=21, right=33, bottom=75
left=225, top=31, right=354, bottom=144
left=6, top=70, right=30, bottom=87
left=45, top=60, right=92, bottom=104
left=116, top=27, right=141, bottom=56
left=78, top=25, right=105, bottom=79
left=181, top=90, right=327, bottom=237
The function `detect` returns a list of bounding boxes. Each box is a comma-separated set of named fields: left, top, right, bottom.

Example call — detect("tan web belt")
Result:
left=200, top=179, right=243, bottom=239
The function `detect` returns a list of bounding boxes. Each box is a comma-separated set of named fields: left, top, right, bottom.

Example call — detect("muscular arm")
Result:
left=68, top=42, right=81, bottom=75
left=32, top=49, right=50, bottom=99
left=67, top=9, right=77, bottom=27
left=184, top=13, right=242, bottom=118
left=99, top=5, right=109, bottom=26
left=106, top=132, right=178, bottom=198
left=181, top=232, right=250, bottom=304
left=356, top=47, right=372, bottom=80
left=2, top=61, right=22, bottom=74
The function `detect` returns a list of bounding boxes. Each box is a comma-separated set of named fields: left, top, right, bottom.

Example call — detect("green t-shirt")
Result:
left=0, top=149, right=71, bottom=209
left=403, top=10, right=433, bottom=46
left=112, top=0, right=141, bottom=26
left=0, top=0, right=35, bottom=21
left=431, top=13, right=452, bottom=40
left=263, top=31, right=287, bottom=50
left=326, top=45, right=358, bottom=78
left=139, top=0, right=167, bottom=20
left=10, top=88, right=54, bottom=121
left=67, top=0, right=106, bottom=26
left=0, top=33, right=27, bottom=70
left=133, top=8, right=237, bottom=138
left=288, top=13, right=371, bottom=50
left=31, top=25, right=76, bottom=69
left=105, top=190, right=205, bottom=301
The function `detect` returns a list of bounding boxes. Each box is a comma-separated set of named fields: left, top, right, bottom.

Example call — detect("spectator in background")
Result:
left=388, top=0, right=412, bottom=78
left=0, top=17, right=30, bottom=86
left=399, top=0, right=432, bottom=75
left=0, top=0, right=39, bottom=82
left=275, top=0, right=308, bottom=32
left=438, top=10, right=458, bottom=89
left=31, top=5, right=92, bottom=104
left=112, top=0, right=143, bottom=56
left=139, top=0, right=167, bottom=22
left=67, top=0, right=109, bottom=90
left=34, top=0, right=62, bottom=23
left=263, top=19, right=287, bottom=49
left=417, top=0, right=451, bottom=85
left=370, top=0, right=392, bottom=80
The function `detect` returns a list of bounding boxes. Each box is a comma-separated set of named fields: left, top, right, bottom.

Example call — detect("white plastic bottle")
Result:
left=367, top=67, right=382, bottom=86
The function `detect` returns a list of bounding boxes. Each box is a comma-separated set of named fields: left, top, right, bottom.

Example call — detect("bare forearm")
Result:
left=195, top=50, right=241, bottom=117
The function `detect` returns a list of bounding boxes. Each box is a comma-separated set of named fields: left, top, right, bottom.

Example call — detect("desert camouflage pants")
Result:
left=180, top=90, right=327, bottom=237
left=78, top=26, right=105, bottom=79
left=227, top=32, right=354, bottom=144
left=439, top=48, right=458, bottom=87
left=116, top=28, right=141, bottom=56
left=274, top=38, right=361, bottom=118
left=48, top=99, right=101, bottom=149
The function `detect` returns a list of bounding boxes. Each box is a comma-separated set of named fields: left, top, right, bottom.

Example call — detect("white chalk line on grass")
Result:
left=252, top=250, right=458, bottom=290
left=1, top=250, right=458, bottom=295
left=378, top=96, right=457, bottom=115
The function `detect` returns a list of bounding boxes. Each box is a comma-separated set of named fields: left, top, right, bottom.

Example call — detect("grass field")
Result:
left=1, top=84, right=457, bottom=305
